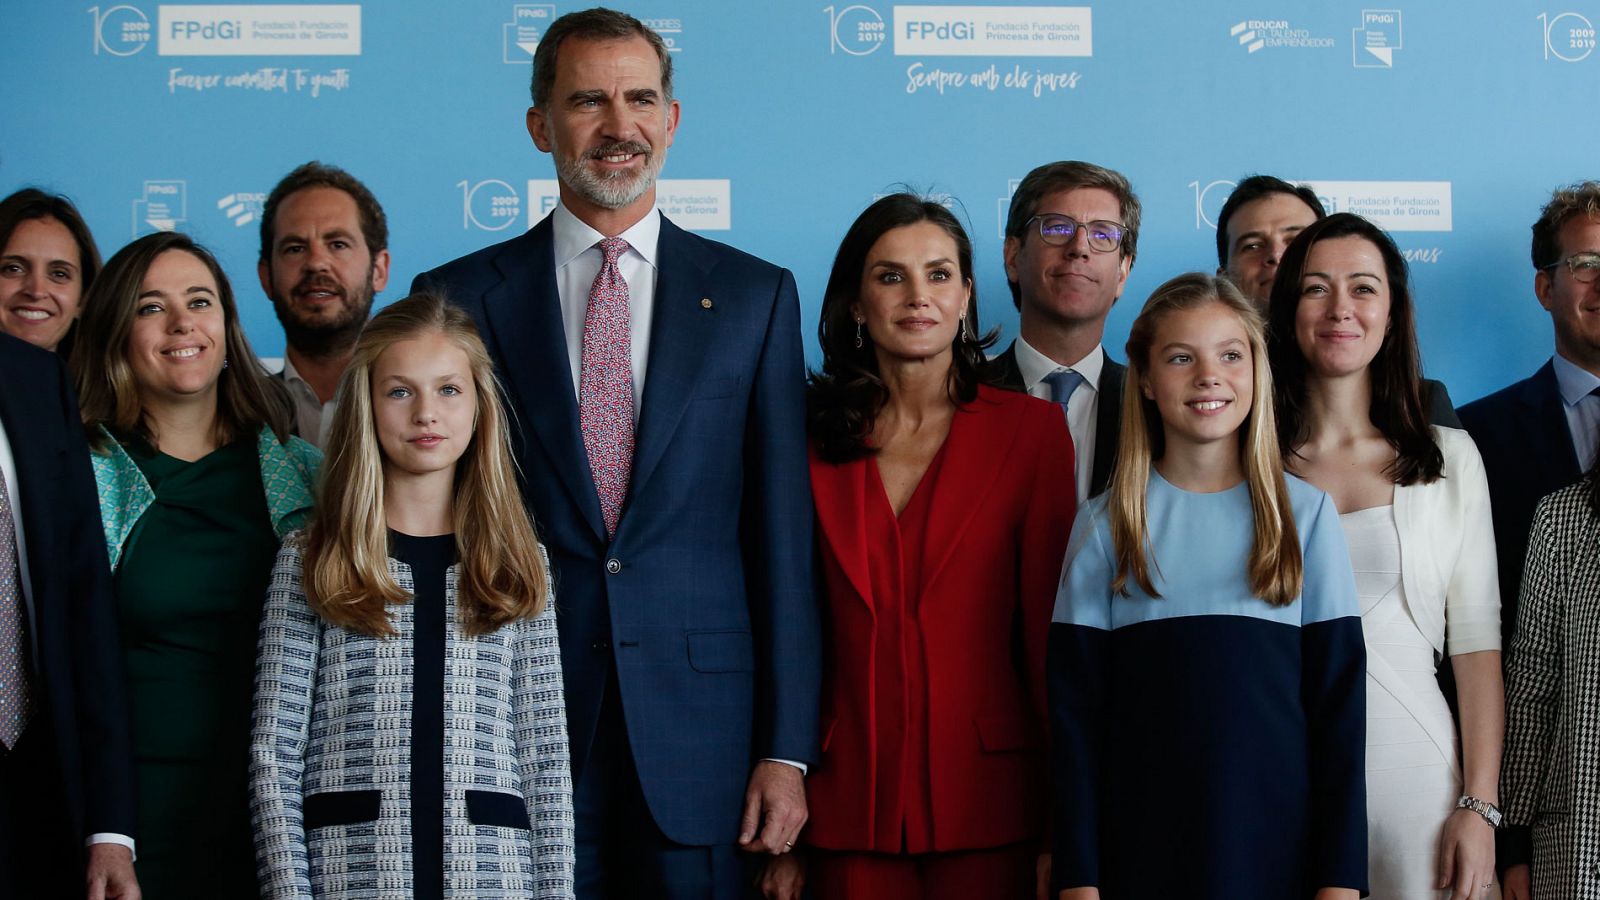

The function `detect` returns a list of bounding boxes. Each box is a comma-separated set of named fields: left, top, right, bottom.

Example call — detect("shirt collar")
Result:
left=551, top=202, right=662, bottom=270
left=1014, top=336, right=1104, bottom=393
left=1552, top=352, right=1600, bottom=406
left=278, top=356, right=315, bottom=397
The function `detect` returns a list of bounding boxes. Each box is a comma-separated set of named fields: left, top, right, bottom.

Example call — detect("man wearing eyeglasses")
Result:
left=1458, top=179, right=1600, bottom=656
left=992, top=160, right=1139, bottom=505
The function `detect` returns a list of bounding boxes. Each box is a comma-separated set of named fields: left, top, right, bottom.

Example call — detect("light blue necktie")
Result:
left=1042, top=369, right=1086, bottom=423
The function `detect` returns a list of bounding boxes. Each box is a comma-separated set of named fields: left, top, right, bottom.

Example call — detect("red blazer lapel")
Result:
left=919, top=386, right=1024, bottom=595
left=809, top=449, right=875, bottom=608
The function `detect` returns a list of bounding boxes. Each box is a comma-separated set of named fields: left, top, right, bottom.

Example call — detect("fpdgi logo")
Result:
left=1540, top=12, right=1596, bottom=61
left=217, top=192, right=265, bottom=227
left=89, top=4, right=151, bottom=56
left=504, top=4, right=554, bottom=64
left=460, top=180, right=523, bottom=231
left=1353, top=9, right=1402, bottom=67
left=131, top=180, right=187, bottom=237
left=824, top=4, right=886, bottom=55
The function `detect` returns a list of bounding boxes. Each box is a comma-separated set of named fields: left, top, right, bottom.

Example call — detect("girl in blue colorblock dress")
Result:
left=1048, top=273, right=1367, bottom=900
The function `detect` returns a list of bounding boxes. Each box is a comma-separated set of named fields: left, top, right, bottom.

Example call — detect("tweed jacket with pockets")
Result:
left=249, top=537, right=575, bottom=899
left=1502, top=481, right=1600, bottom=899
left=90, top=425, right=320, bottom=569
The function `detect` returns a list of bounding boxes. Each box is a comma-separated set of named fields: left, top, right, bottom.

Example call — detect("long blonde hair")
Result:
left=302, top=292, right=549, bottom=636
left=1107, top=273, right=1302, bottom=607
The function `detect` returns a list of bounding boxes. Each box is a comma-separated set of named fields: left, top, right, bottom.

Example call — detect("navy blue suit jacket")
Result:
left=0, top=334, right=134, bottom=847
left=414, top=214, right=820, bottom=846
left=1457, top=360, right=1582, bottom=650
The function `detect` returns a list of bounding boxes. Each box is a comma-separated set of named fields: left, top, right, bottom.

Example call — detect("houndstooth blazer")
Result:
left=249, top=537, right=575, bottom=899
left=1502, top=481, right=1600, bottom=899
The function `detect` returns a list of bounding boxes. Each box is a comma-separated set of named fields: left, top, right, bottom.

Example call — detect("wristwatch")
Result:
left=1457, top=794, right=1503, bottom=828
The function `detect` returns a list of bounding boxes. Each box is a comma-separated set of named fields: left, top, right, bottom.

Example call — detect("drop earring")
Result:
left=854, top=318, right=864, bottom=349
left=959, top=312, right=969, bottom=343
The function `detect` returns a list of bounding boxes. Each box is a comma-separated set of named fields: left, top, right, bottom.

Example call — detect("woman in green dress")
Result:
left=70, top=231, right=320, bottom=898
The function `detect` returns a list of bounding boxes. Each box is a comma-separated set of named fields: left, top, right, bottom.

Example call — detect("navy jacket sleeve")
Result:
left=57, top=357, right=136, bottom=839
left=1298, top=492, right=1368, bottom=894
left=742, top=267, right=821, bottom=763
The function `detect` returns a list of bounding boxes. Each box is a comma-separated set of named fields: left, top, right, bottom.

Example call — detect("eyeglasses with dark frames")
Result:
left=1023, top=214, right=1127, bottom=254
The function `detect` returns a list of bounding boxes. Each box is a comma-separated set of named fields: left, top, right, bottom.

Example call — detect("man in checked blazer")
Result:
left=991, top=160, right=1137, bottom=503
left=414, top=9, right=819, bottom=898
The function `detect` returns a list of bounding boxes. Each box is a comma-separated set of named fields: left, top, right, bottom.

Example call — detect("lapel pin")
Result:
left=700, top=298, right=714, bottom=309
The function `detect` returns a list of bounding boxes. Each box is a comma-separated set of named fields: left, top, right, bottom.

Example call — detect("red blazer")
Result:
left=805, top=385, right=1077, bottom=851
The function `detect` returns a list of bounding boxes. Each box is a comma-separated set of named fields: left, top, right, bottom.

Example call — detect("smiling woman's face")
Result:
left=1293, top=235, right=1392, bottom=380
left=126, top=249, right=227, bottom=408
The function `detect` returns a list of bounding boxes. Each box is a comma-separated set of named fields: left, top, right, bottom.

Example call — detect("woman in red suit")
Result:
left=761, top=194, right=1076, bottom=900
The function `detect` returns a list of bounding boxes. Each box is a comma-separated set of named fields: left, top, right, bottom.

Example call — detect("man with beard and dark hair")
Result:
left=258, top=161, right=390, bottom=448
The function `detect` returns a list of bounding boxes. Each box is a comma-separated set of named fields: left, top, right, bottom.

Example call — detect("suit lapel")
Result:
left=809, top=453, right=875, bottom=607
left=479, top=219, right=606, bottom=542
left=1522, top=360, right=1582, bottom=485
left=920, top=390, right=1017, bottom=594
left=1091, top=359, right=1126, bottom=497
left=628, top=218, right=722, bottom=502
left=992, top=342, right=1025, bottom=391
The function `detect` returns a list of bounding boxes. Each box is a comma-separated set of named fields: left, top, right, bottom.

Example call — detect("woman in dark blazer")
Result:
left=761, top=194, right=1076, bottom=900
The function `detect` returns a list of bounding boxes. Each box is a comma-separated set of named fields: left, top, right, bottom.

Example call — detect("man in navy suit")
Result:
left=414, top=8, right=819, bottom=897
left=1459, top=180, right=1600, bottom=899
left=0, top=333, right=138, bottom=899
left=990, top=160, right=1138, bottom=502
left=1458, top=181, right=1600, bottom=650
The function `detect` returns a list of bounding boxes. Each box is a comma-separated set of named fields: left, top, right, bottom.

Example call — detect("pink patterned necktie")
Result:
left=0, top=470, right=32, bottom=749
left=580, top=236, right=636, bottom=538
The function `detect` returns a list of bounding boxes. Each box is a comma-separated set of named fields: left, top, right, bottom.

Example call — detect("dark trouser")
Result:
left=0, top=725, right=81, bottom=900
left=574, top=667, right=745, bottom=899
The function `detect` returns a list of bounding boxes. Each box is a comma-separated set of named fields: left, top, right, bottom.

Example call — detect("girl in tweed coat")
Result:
left=250, top=293, right=575, bottom=899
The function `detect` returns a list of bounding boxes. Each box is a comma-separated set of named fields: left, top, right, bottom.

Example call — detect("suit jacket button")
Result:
left=606, top=558, right=622, bottom=574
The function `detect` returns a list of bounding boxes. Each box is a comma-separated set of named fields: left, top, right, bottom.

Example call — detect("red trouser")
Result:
left=810, top=842, right=1036, bottom=900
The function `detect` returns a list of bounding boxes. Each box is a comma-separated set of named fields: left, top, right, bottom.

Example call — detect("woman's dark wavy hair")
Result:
left=808, top=193, right=997, bottom=463
left=1266, top=212, right=1443, bottom=485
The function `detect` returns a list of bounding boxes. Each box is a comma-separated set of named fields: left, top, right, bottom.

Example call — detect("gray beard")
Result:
left=554, top=145, right=664, bottom=211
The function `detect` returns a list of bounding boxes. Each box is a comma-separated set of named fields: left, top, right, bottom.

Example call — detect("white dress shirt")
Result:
left=0, top=417, right=134, bottom=855
left=281, top=356, right=336, bottom=450
left=551, top=202, right=660, bottom=417
left=1552, top=352, right=1600, bottom=472
left=1014, top=337, right=1102, bottom=505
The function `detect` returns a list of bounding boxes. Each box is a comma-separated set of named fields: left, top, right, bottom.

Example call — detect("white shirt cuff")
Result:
left=86, top=833, right=136, bottom=860
left=763, top=757, right=808, bottom=776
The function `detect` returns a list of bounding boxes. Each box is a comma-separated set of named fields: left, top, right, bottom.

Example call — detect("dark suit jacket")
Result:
left=1457, top=360, right=1582, bottom=651
left=1423, top=378, right=1461, bottom=429
left=0, top=334, right=134, bottom=848
left=806, top=386, right=1075, bottom=851
left=413, top=214, right=820, bottom=846
left=992, top=340, right=1126, bottom=498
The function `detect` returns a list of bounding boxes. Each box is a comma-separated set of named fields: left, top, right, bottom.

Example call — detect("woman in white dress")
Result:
left=1266, top=213, right=1504, bottom=900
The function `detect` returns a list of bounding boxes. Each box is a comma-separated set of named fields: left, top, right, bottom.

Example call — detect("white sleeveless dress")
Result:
left=1341, top=505, right=1498, bottom=900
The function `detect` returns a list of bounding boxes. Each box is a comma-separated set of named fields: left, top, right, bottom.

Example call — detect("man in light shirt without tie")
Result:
left=991, top=160, right=1140, bottom=504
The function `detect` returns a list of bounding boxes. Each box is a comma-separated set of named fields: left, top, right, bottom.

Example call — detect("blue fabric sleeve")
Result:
left=1298, top=492, right=1369, bottom=894
left=1049, top=509, right=1112, bottom=892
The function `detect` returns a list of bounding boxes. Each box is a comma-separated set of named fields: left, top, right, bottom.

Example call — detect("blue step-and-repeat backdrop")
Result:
left=4, top=2, right=1598, bottom=404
